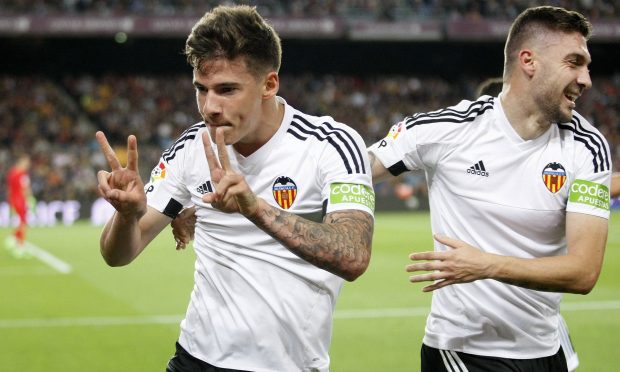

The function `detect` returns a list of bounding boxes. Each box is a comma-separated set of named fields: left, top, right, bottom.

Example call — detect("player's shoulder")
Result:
left=557, top=111, right=611, bottom=173
left=161, top=121, right=206, bottom=163
left=288, top=108, right=364, bottom=141
left=403, top=97, right=495, bottom=130
left=285, top=108, right=369, bottom=174
left=557, top=111, right=607, bottom=145
left=559, top=110, right=600, bottom=132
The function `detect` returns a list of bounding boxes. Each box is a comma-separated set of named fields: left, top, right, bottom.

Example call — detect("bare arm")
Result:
left=100, top=207, right=171, bottom=266
left=248, top=200, right=373, bottom=281
left=203, top=128, right=373, bottom=281
left=369, top=152, right=392, bottom=183
left=611, top=172, right=620, bottom=199
left=407, top=212, right=607, bottom=294
left=96, top=131, right=171, bottom=266
left=491, top=212, right=607, bottom=293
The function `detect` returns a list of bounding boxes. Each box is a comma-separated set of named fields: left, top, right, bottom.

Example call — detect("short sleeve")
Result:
left=319, top=124, right=374, bottom=216
left=367, top=120, right=423, bottom=176
left=145, top=149, right=191, bottom=219
left=566, top=145, right=612, bottom=219
left=566, top=122, right=612, bottom=219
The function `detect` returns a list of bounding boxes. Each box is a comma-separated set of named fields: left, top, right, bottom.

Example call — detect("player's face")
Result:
left=193, top=57, right=268, bottom=147
left=531, top=31, right=592, bottom=123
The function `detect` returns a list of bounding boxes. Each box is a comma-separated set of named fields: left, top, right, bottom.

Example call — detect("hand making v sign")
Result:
left=95, top=131, right=147, bottom=219
left=201, top=127, right=259, bottom=217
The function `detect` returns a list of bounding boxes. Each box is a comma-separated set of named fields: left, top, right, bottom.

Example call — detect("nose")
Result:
left=577, top=67, right=592, bottom=91
left=200, top=92, right=222, bottom=119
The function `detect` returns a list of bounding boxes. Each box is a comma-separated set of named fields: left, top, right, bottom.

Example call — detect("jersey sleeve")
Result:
left=319, top=123, right=374, bottom=216
left=565, top=116, right=612, bottom=219
left=368, top=100, right=474, bottom=176
left=144, top=138, right=193, bottom=219
left=367, top=119, right=423, bottom=176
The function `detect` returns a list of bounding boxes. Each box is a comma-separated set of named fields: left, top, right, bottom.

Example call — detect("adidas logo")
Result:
left=466, top=160, right=489, bottom=177
left=196, top=181, right=214, bottom=195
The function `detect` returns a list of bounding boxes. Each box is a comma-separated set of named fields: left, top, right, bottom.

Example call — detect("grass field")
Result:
left=1, top=211, right=619, bottom=371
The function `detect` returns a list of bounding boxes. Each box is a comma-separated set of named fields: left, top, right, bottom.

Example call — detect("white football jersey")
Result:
left=145, top=97, right=374, bottom=372
left=369, top=95, right=611, bottom=359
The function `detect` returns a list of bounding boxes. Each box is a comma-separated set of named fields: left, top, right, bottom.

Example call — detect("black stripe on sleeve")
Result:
left=404, top=99, right=494, bottom=130
left=388, top=160, right=408, bottom=176
left=287, top=114, right=366, bottom=174
left=162, top=123, right=205, bottom=162
left=558, top=117, right=611, bottom=173
left=162, top=199, right=183, bottom=219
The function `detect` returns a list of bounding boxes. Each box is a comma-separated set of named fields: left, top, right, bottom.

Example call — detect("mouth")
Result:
left=564, top=92, right=579, bottom=108
left=206, top=122, right=231, bottom=129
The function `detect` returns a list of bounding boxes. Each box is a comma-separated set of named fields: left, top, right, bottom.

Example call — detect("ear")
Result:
left=518, top=49, right=536, bottom=78
left=262, top=71, right=279, bottom=99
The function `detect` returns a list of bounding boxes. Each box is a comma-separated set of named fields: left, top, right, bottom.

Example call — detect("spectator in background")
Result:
left=95, top=5, right=374, bottom=372
left=369, top=6, right=610, bottom=371
left=5, top=154, right=33, bottom=257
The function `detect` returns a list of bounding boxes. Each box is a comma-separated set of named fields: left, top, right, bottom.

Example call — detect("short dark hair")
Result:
left=185, top=5, right=282, bottom=77
left=476, top=77, right=503, bottom=97
left=503, top=6, right=592, bottom=77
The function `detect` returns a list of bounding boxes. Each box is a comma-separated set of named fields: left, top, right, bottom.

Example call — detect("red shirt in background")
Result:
left=7, top=166, right=29, bottom=213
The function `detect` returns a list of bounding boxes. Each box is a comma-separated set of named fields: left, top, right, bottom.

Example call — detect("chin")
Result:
left=561, top=109, right=574, bottom=123
left=552, top=107, right=573, bottom=124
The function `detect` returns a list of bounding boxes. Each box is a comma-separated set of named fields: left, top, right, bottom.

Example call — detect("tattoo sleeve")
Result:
left=247, top=200, right=373, bottom=281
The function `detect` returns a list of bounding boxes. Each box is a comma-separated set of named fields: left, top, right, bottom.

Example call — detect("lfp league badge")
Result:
left=541, top=162, right=566, bottom=193
left=272, top=176, right=297, bottom=209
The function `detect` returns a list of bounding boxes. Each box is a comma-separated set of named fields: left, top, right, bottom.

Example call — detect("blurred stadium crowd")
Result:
left=1, top=72, right=619, bottom=208
left=2, top=0, right=620, bottom=20
left=2, top=1, right=620, bottom=211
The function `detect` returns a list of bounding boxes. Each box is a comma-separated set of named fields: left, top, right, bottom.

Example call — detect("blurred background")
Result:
left=2, top=2, right=620, bottom=371
left=2, top=0, right=620, bottom=224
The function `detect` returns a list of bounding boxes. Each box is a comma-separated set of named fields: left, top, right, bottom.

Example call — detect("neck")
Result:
left=233, top=98, right=285, bottom=157
left=500, top=88, right=551, bottom=141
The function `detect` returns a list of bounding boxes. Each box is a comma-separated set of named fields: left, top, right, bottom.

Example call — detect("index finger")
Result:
left=126, top=135, right=139, bottom=172
left=215, top=127, right=232, bottom=172
left=202, top=131, right=221, bottom=174
left=96, top=131, right=122, bottom=170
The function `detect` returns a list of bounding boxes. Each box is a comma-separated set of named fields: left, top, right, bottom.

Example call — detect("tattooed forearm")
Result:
left=248, top=199, right=373, bottom=281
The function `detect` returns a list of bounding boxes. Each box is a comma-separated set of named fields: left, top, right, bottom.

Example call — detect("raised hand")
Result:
left=201, top=128, right=259, bottom=216
left=95, top=131, right=147, bottom=219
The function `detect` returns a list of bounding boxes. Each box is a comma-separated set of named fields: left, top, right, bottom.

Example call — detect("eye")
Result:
left=219, top=86, right=237, bottom=94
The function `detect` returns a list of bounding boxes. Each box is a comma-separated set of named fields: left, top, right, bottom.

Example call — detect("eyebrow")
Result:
left=566, top=52, right=591, bottom=65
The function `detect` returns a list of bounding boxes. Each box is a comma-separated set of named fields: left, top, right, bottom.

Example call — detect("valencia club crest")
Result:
left=272, top=176, right=297, bottom=209
left=541, top=162, right=566, bottom=193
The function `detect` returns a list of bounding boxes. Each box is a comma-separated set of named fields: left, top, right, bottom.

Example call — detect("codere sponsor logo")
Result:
left=569, top=179, right=610, bottom=211
left=330, top=183, right=375, bottom=211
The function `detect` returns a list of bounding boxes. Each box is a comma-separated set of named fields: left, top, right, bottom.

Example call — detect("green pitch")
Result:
left=1, top=212, right=619, bottom=371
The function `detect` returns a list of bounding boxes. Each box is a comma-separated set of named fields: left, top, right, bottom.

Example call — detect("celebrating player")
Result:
left=475, top=75, right=581, bottom=372
left=95, top=5, right=374, bottom=372
left=369, top=6, right=610, bottom=371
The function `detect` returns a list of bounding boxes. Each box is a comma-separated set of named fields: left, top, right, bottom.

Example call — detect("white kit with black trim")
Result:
left=144, top=97, right=373, bottom=372
left=369, top=95, right=611, bottom=359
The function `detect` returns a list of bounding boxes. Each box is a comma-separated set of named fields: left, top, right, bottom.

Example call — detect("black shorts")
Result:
left=421, top=343, right=568, bottom=372
left=166, top=342, right=250, bottom=372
